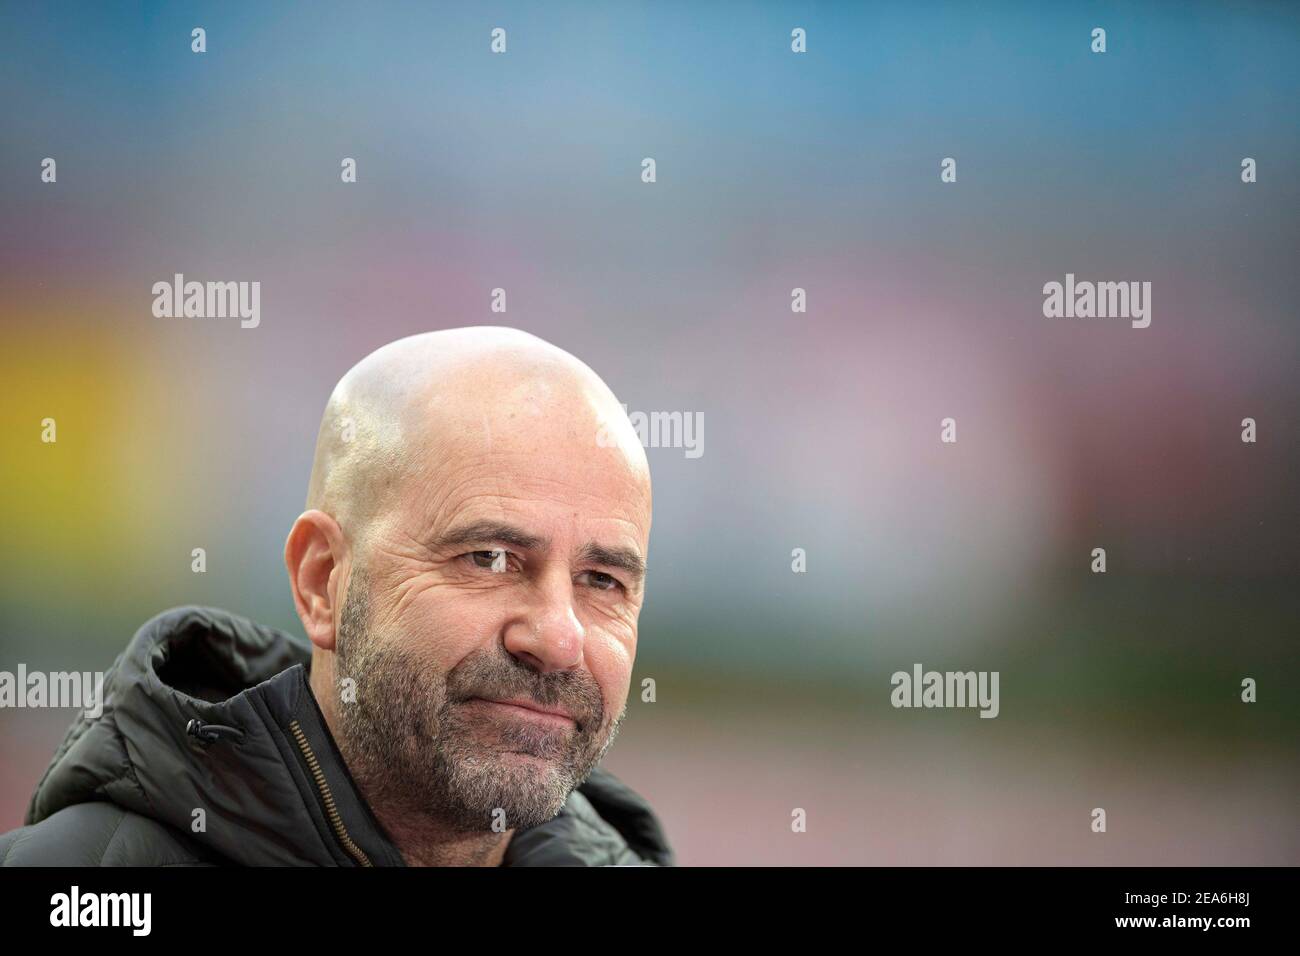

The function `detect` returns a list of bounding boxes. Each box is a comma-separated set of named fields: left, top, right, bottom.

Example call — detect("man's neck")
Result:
left=376, top=808, right=514, bottom=867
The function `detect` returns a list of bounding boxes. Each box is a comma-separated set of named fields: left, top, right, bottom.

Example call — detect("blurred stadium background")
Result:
left=2, top=1, right=1297, bottom=863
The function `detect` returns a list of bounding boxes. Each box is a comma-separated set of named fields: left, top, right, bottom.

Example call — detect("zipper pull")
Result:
left=186, top=718, right=246, bottom=745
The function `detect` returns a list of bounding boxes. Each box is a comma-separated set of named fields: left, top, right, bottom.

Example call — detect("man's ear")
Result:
left=284, top=510, right=347, bottom=651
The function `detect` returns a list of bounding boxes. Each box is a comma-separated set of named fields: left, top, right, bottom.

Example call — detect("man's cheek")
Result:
left=588, top=646, right=634, bottom=714
left=598, top=623, right=637, bottom=674
left=406, top=588, right=501, bottom=652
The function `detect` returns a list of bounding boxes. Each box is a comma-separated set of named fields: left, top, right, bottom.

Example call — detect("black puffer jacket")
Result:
left=0, top=606, right=673, bottom=866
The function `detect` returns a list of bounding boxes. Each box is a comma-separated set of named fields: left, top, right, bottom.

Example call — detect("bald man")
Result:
left=0, top=327, right=673, bottom=867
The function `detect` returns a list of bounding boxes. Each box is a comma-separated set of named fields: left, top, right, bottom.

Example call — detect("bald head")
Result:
left=306, top=326, right=649, bottom=545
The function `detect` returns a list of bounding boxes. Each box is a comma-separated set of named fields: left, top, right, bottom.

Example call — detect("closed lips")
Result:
left=470, top=697, right=576, bottom=725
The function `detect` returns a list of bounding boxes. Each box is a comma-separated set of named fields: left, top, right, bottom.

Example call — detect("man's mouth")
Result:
left=464, top=696, right=578, bottom=730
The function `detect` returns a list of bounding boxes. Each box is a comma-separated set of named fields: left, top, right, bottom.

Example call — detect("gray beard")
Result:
left=332, top=570, right=624, bottom=833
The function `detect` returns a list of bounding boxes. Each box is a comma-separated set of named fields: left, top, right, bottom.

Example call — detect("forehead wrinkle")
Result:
left=421, top=466, right=649, bottom=528
left=416, top=487, right=648, bottom=560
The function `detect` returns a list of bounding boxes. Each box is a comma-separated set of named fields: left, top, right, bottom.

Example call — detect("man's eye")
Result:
left=583, top=571, right=622, bottom=592
left=468, top=550, right=511, bottom=572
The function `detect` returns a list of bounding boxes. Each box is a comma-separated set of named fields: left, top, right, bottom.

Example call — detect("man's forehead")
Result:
left=402, top=449, right=649, bottom=542
left=308, top=329, right=651, bottom=541
left=421, top=486, right=647, bottom=547
left=364, top=347, right=653, bottom=549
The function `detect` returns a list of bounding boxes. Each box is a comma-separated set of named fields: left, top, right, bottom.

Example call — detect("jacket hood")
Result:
left=26, top=606, right=673, bottom=867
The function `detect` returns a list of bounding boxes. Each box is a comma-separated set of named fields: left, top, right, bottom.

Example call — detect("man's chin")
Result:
left=438, top=749, right=575, bottom=829
left=477, top=748, right=567, bottom=783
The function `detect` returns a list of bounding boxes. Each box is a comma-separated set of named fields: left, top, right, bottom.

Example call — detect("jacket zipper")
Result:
left=289, top=719, right=373, bottom=867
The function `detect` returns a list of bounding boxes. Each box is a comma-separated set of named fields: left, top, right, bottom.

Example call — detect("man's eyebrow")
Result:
left=578, top=543, right=646, bottom=581
left=433, top=521, right=549, bottom=552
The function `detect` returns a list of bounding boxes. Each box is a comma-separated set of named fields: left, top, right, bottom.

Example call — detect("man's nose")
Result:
left=503, top=571, right=585, bottom=673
